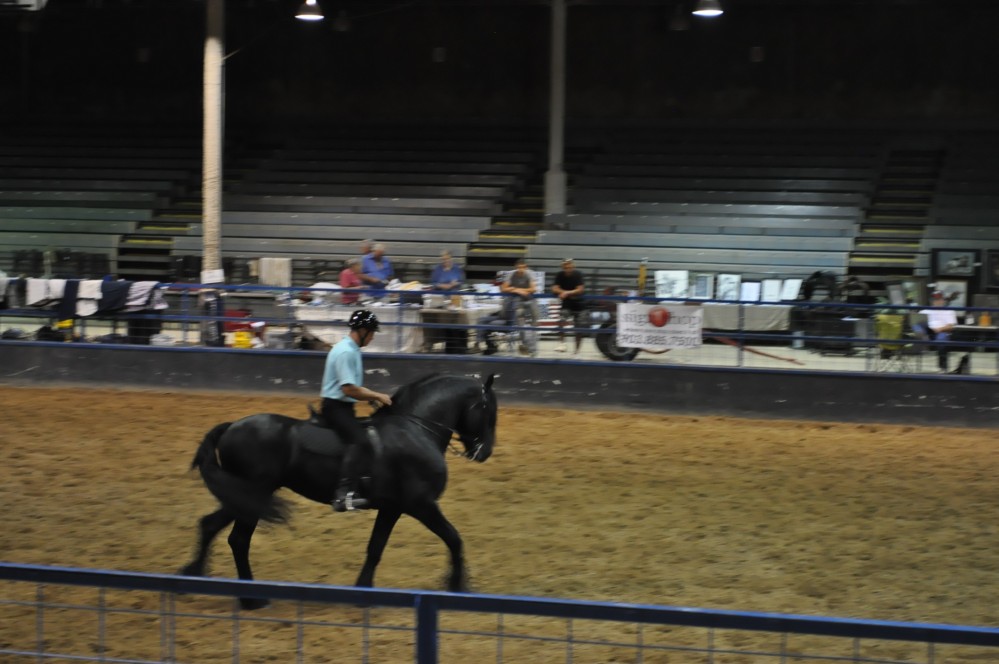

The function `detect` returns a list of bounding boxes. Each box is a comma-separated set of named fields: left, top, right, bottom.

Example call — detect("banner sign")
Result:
left=616, top=303, right=703, bottom=350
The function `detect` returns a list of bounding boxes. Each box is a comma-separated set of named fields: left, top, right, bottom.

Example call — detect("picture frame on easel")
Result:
left=932, top=248, right=979, bottom=280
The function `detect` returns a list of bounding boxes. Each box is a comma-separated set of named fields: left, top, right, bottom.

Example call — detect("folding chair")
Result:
left=873, top=314, right=918, bottom=372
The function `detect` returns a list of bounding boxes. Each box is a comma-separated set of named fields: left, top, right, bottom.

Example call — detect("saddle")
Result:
left=302, top=405, right=380, bottom=457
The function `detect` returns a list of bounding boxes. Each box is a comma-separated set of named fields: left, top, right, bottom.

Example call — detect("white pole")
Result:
left=202, top=0, right=224, bottom=276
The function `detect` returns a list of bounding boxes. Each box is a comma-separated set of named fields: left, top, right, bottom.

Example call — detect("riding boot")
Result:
left=332, top=478, right=370, bottom=512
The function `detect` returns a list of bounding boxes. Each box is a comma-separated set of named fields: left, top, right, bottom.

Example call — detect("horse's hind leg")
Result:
left=180, top=508, right=235, bottom=577
left=228, top=517, right=269, bottom=610
left=355, top=508, right=401, bottom=588
left=409, top=504, right=466, bottom=593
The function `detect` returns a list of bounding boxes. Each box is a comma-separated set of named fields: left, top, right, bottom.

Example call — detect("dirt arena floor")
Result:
left=1, top=384, right=997, bottom=663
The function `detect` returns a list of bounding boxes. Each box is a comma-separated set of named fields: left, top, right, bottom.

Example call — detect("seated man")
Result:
left=430, top=250, right=464, bottom=291
left=339, top=257, right=363, bottom=305
left=915, top=290, right=958, bottom=373
left=360, top=243, right=394, bottom=290
left=500, top=258, right=539, bottom=356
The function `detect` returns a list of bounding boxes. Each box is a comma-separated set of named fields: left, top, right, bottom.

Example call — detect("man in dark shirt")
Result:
left=552, top=258, right=586, bottom=353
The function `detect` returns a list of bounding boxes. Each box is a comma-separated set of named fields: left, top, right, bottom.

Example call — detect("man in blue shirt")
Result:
left=361, top=243, right=394, bottom=290
left=321, top=309, right=393, bottom=512
left=430, top=250, right=464, bottom=291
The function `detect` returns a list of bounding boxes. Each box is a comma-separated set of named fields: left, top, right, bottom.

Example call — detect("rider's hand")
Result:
left=374, top=393, right=393, bottom=407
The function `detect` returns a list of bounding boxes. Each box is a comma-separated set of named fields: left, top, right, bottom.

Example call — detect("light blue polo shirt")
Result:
left=320, top=336, right=363, bottom=401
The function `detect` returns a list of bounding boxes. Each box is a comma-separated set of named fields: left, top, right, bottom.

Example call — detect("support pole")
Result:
left=544, top=0, right=568, bottom=217
left=202, top=0, right=224, bottom=277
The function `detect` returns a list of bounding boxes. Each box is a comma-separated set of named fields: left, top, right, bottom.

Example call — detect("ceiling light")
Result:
left=295, top=0, right=323, bottom=22
left=692, top=0, right=723, bottom=17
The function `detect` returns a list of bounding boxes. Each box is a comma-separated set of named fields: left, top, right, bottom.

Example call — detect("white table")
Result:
left=420, top=302, right=501, bottom=353
left=293, top=303, right=423, bottom=353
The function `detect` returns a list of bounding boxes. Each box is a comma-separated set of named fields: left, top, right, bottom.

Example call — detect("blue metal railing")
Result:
left=2, top=281, right=998, bottom=374
left=2, top=562, right=998, bottom=663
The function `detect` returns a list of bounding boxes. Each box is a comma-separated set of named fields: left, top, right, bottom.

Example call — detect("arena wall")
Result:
left=1, top=342, right=997, bottom=427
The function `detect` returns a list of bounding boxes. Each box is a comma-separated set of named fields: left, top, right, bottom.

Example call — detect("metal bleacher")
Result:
left=552, top=129, right=881, bottom=283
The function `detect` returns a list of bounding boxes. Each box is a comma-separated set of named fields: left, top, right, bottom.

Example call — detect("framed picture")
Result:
left=932, top=249, right=979, bottom=279
left=985, top=250, right=999, bottom=291
left=933, top=279, right=968, bottom=309
left=740, top=281, right=761, bottom=302
left=690, top=273, right=714, bottom=299
left=761, top=279, right=783, bottom=303
left=716, top=274, right=741, bottom=301
left=780, top=278, right=803, bottom=301
left=654, top=270, right=689, bottom=299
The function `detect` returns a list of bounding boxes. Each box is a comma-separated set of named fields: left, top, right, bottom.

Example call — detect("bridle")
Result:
left=404, top=387, right=491, bottom=460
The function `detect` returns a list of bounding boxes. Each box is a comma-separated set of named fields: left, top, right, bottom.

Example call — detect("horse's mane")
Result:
left=376, top=373, right=473, bottom=418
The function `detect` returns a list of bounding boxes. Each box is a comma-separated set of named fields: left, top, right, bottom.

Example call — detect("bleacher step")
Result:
left=849, top=254, right=917, bottom=266
left=493, top=220, right=542, bottom=231
left=468, top=244, right=527, bottom=254
left=478, top=231, right=537, bottom=243
left=121, top=235, right=173, bottom=247
left=853, top=241, right=920, bottom=253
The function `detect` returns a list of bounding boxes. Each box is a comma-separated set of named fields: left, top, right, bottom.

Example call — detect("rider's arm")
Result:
left=342, top=383, right=393, bottom=406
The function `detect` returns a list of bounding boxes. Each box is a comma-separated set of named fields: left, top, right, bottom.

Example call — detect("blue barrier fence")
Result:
left=3, top=281, right=999, bottom=375
left=1, top=562, right=998, bottom=663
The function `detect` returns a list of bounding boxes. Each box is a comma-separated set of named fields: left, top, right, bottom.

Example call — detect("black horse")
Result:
left=181, top=373, right=498, bottom=608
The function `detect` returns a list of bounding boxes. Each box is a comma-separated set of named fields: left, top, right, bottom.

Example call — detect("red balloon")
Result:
left=648, top=306, right=670, bottom=327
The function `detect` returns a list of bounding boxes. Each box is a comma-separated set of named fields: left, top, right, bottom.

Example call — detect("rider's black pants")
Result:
left=321, top=398, right=370, bottom=489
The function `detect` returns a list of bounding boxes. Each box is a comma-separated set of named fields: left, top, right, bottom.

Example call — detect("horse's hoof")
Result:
left=178, top=564, right=203, bottom=577
left=240, top=597, right=271, bottom=611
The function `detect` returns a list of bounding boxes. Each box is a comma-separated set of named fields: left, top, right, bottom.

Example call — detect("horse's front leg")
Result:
left=180, top=508, right=235, bottom=577
left=227, top=517, right=268, bottom=610
left=409, top=503, right=466, bottom=592
left=355, top=507, right=401, bottom=588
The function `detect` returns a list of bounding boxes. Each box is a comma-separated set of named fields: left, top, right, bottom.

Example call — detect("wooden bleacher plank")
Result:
left=222, top=194, right=500, bottom=215
left=549, top=213, right=856, bottom=237
left=1, top=232, right=120, bottom=250
left=582, top=164, right=878, bottom=180
left=0, top=145, right=198, bottom=159
left=219, top=210, right=493, bottom=229
left=257, top=159, right=529, bottom=175
left=171, top=235, right=467, bottom=260
left=0, top=178, right=177, bottom=193
left=0, top=190, right=160, bottom=207
left=590, top=153, right=879, bottom=168
left=572, top=175, right=873, bottom=193
left=0, top=167, right=192, bottom=182
left=243, top=171, right=520, bottom=187
left=0, top=206, right=153, bottom=222
left=271, top=148, right=538, bottom=163
left=0, top=156, right=199, bottom=170
left=536, top=229, right=853, bottom=253
left=0, top=219, right=135, bottom=234
left=526, top=244, right=847, bottom=270
left=572, top=189, right=868, bottom=207
left=569, top=201, right=862, bottom=220
left=184, top=223, right=480, bottom=244
left=229, top=182, right=509, bottom=199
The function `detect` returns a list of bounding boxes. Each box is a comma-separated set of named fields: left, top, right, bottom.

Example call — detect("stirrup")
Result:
left=332, top=491, right=369, bottom=513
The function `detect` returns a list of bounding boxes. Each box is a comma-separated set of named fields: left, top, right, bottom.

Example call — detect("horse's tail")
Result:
left=191, top=422, right=290, bottom=524
left=191, top=422, right=231, bottom=471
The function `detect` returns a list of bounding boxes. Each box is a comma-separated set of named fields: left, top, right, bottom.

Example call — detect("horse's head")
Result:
left=455, top=374, right=498, bottom=462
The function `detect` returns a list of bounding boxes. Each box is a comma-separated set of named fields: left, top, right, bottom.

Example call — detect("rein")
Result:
left=402, top=389, right=490, bottom=460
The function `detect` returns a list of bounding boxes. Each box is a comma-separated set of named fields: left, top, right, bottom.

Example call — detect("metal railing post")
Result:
left=414, top=594, right=439, bottom=664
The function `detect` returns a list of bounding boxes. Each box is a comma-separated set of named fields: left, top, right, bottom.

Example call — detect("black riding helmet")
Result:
left=348, top=309, right=380, bottom=332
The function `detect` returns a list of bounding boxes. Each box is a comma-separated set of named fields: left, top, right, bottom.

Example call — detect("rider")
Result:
left=321, top=309, right=393, bottom=512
